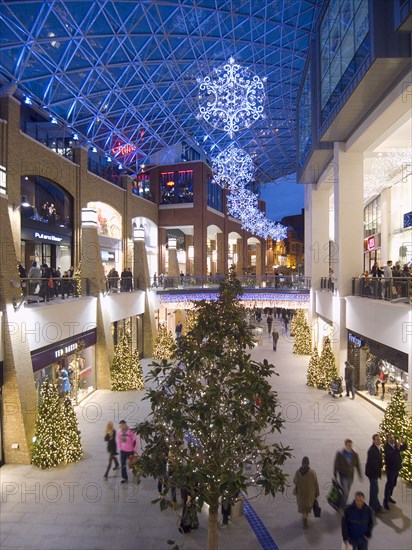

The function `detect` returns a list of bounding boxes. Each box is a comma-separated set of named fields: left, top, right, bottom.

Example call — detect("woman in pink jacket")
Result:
left=117, top=420, right=138, bottom=483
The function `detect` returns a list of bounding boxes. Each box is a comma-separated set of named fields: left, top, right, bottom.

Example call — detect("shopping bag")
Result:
left=327, top=478, right=344, bottom=511
left=48, top=279, right=54, bottom=289
left=313, top=499, right=321, bottom=518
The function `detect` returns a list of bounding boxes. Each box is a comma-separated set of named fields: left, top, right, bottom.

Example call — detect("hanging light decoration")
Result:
left=212, top=143, right=255, bottom=189
left=364, top=148, right=411, bottom=203
left=198, top=58, right=286, bottom=240
left=197, top=57, right=267, bottom=138
left=212, top=144, right=287, bottom=240
left=227, top=187, right=259, bottom=216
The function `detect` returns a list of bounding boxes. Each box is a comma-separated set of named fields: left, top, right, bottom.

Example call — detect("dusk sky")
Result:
left=260, top=173, right=304, bottom=222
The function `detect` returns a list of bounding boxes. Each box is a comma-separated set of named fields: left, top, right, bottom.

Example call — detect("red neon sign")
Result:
left=111, top=143, right=136, bottom=155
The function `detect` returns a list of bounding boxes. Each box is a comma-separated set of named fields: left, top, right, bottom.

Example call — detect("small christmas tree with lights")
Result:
left=152, top=325, right=175, bottom=360
left=74, top=262, right=82, bottom=296
left=61, top=395, right=83, bottom=463
left=379, top=385, right=408, bottom=442
left=290, top=309, right=303, bottom=337
left=379, top=385, right=411, bottom=480
left=292, top=310, right=312, bottom=355
left=306, top=346, right=320, bottom=387
left=185, top=309, right=198, bottom=334
left=32, top=379, right=66, bottom=469
left=400, top=415, right=412, bottom=483
left=111, top=332, right=144, bottom=391
left=317, top=336, right=339, bottom=390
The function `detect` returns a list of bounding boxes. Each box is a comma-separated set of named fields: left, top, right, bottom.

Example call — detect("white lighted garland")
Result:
left=364, top=148, right=412, bottom=204
left=197, top=57, right=266, bottom=138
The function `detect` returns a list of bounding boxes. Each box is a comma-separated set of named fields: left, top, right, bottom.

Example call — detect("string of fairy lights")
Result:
left=197, top=57, right=287, bottom=241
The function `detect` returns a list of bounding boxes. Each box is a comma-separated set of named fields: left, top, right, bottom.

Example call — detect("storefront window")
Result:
left=348, top=333, right=409, bottom=409
left=33, top=338, right=96, bottom=405
left=160, top=170, right=193, bottom=204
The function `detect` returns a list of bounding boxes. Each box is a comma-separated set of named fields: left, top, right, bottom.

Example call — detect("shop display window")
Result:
left=33, top=345, right=95, bottom=405
left=364, top=356, right=408, bottom=407
left=21, top=176, right=73, bottom=229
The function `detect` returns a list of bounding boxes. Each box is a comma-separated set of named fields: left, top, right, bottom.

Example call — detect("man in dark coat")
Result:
left=342, top=491, right=374, bottom=550
left=365, top=434, right=382, bottom=513
left=383, top=433, right=407, bottom=509
left=344, top=360, right=355, bottom=399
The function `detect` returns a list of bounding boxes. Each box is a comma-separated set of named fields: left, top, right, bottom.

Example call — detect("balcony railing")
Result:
left=17, top=277, right=87, bottom=304
left=152, top=275, right=311, bottom=291
left=352, top=277, right=412, bottom=302
left=105, top=277, right=139, bottom=293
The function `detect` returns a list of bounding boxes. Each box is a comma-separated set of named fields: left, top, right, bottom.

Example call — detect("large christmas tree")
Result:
left=152, top=325, right=175, bottom=360
left=379, top=385, right=411, bottom=481
left=133, top=269, right=292, bottom=550
left=292, top=309, right=312, bottom=355
left=61, top=395, right=83, bottom=463
left=306, top=346, right=320, bottom=387
left=32, top=379, right=66, bottom=469
left=111, top=332, right=144, bottom=391
left=317, top=337, right=339, bottom=390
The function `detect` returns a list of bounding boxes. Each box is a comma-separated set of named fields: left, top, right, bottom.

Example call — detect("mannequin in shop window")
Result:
left=58, top=365, right=71, bottom=397
left=375, top=366, right=388, bottom=401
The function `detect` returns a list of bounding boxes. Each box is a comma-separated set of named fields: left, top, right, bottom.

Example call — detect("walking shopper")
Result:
left=117, top=420, right=138, bottom=483
left=334, top=439, right=362, bottom=506
left=293, top=456, right=319, bottom=529
left=266, top=313, right=273, bottom=334
left=383, top=433, right=407, bottom=509
left=345, top=360, right=355, bottom=399
left=104, top=421, right=120, bottom=478
left=272, top=329, right=279, bottom=351
left=365, top=434, right=383, bottom=513
left=342, top=491, right=374, bottom=550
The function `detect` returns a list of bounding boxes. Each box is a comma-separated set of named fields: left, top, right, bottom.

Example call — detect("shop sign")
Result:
left=33, top=231, right=63, bottom=242
left=31, top=330, right=96, bottom=372
left=166, top=228, right=186, bottom=249
left=366, top=236, right=375, bottom=250
left=55, top=343, right=78, bottom=358
left=349, top=333, right=364, bottom=347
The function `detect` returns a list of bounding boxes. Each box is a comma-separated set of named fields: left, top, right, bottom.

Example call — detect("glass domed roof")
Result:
left=0, top=0, right=321, bottom=182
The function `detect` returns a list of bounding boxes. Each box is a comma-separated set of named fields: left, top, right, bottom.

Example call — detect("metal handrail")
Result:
left=151, top=274, right=311, bottom=291
left=352, top=276, right=411, bottom=302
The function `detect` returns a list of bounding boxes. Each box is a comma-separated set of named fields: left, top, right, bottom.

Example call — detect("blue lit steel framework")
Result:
left=0, top=1, right=321, bottom=183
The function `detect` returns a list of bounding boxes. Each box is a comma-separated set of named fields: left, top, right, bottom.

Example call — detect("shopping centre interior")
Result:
left=0, top=2, right=411, bottom=548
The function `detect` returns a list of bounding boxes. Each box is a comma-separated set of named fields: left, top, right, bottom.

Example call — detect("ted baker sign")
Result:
left=55, top=343, right=78, bottom=358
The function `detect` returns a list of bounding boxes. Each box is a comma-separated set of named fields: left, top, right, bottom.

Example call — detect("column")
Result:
left=167, top=237, right=179, bottom=276
left=81, top=209, right=113, bottom=389
left=186, top=235, right=194, bottom=275
left=193, top=225, right=207, bottom=276
left=217, top=232, right=225, bottom=275
left=255, top=242, right=262, bottom=277
left=133, top=227, right=156, bottom=357
left=334, top=143, right=364, bottom=369
left=236, top=238, right=244, bottom=274
left=0, top=195, right=37, bottom=464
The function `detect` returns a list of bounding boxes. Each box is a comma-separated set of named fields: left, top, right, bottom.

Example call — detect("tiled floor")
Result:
left=1, top=317, right=411, bottom=549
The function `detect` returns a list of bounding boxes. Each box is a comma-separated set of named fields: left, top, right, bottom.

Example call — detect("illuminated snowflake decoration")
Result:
left=212, top=144, right=287, bottom=241
left=197, top=57, right=267, bottom=137
left=227, top=188, right=258, bottom=216
left=212, top=144, right=255, bottom=189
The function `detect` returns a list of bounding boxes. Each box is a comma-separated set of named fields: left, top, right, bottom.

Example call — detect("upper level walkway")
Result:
left=152, top=275, right=311, bottom=309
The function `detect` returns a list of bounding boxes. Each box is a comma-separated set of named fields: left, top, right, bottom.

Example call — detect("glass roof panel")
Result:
left=0, top=0, right=322, bottom=182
